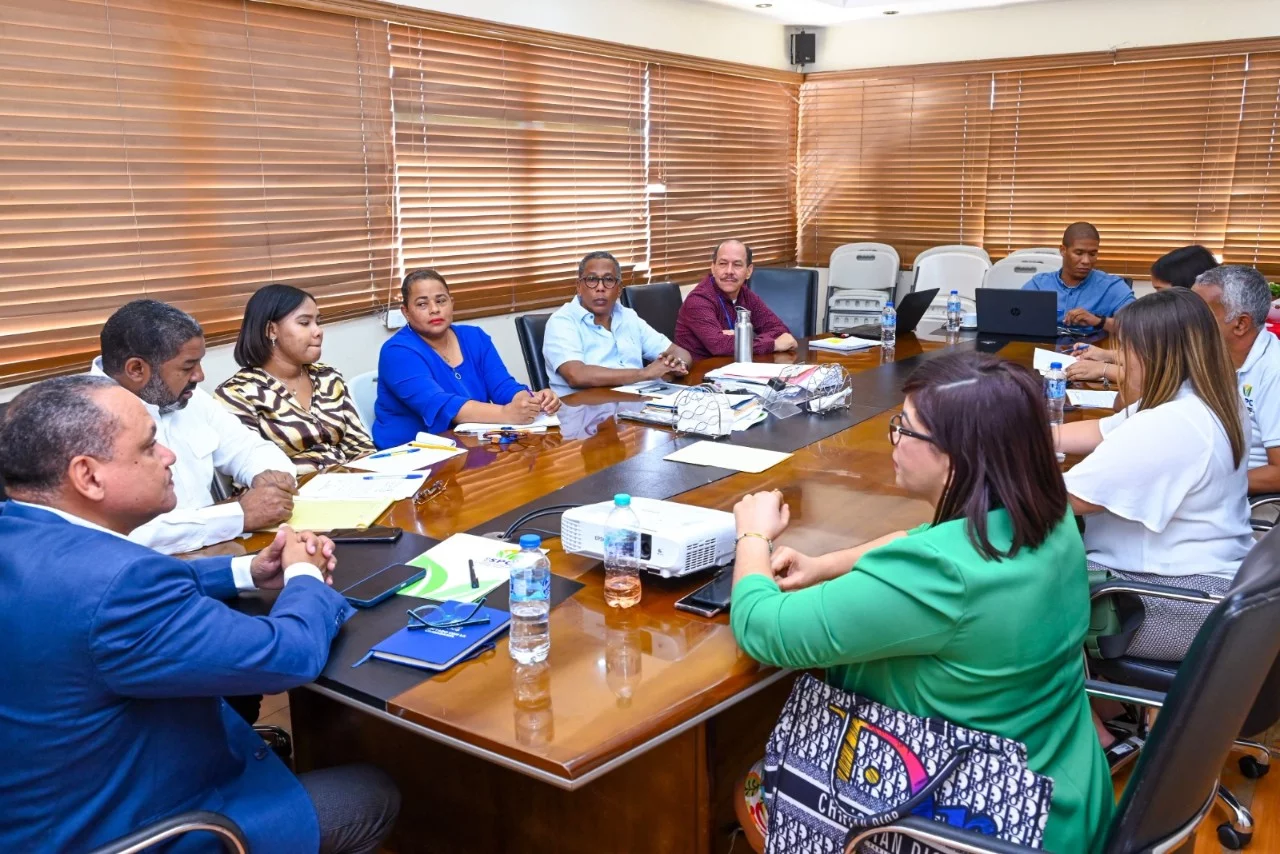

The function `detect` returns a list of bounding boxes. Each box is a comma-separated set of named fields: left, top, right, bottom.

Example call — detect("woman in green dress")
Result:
left=730, top=351, right=1113, bottom=853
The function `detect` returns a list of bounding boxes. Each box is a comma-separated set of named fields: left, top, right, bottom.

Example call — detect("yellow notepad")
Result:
left=278, top=497, right=394, bottom=532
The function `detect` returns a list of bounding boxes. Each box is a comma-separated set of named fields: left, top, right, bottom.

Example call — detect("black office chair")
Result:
left=846, top=523, right=1280, bottom=854
left=620, top=281, right=682, bottom=340
left=748, top=267, right=818, bottom=338
left=89, top=810, right=247, bottom=853
left=515, top=313, right=553, bottom=392
left=0, top=400, right=7, bottom=501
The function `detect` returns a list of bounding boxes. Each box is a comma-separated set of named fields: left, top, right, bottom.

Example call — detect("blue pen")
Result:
left=369, top=447, right=420, bottom=460
left=360, top=473, right=424, bottom=480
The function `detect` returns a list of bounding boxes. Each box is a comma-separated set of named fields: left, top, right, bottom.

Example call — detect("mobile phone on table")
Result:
left=327, top=526, right=403, bottom=544
left=674, top=569, right=734, bottom=618
left=340, top=563, right=425, bottom=608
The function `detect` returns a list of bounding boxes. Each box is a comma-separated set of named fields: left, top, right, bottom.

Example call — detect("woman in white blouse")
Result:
left=1060, top=286, right=1253, bottom=664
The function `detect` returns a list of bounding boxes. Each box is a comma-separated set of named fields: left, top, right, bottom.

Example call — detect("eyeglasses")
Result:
left=580, top=275, right=621, bottom=290
left=412, top=479, right=447, bottom=505
left=407, top=598, right=489, bottom=630
left=888, top=412, right=935, bottom=446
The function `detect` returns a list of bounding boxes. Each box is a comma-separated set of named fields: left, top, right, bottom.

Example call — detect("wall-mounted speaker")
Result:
left=790, top=31, right=816, bottom=67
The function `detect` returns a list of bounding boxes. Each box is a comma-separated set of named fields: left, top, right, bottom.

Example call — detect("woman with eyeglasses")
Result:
left=730, top=351, right=1112, bottom=853
left=372, top=269, right=561, bottom=449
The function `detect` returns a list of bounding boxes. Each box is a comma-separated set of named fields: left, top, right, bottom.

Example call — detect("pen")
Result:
left=410, top=441, right=458, bottom=452
left=369, top=447, right=420, bottom=460
left=360, top=473, right=424, bottom=480
left=468, top=559, right=479, bottom=589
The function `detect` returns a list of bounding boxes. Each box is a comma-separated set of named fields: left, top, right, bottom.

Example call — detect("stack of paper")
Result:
left=808, top=336, right=881, bottom=353
left=1067, top=389, right=1119, bottom=409
left=399, top=533, right=536, bottom=602
left=278, top=498, right=394, bottom=532
left=705, top=362, right=817, bottom=386
left=612, top=380, right=689, bottom=397
left=300, top=472, right=431, bottom=502
left=453, top=413, right=560, bottom=434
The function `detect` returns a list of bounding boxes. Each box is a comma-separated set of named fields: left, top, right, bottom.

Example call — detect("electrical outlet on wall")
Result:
left=384, top=308, right=407, bottom=329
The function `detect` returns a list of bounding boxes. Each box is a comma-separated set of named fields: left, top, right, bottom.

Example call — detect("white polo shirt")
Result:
left=1237, top=329, right=1280, bottom=470
left=1064, top=383, right=1252, bottom=579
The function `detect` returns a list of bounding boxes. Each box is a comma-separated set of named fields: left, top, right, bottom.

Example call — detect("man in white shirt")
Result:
left=1192, top=265, right=1280, bottom=494
left=93, top=299, right=297, bottom=554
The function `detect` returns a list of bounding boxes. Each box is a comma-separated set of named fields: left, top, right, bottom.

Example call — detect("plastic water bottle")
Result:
left=880, top=301, right=897, bottom=349
left=509, top=533, right=551, bottom=664
left=603, top=494, right=642, bottom=608
left=1045, top=362, right=1067, bottom=463
left=946, top=290, right=962, bottom=332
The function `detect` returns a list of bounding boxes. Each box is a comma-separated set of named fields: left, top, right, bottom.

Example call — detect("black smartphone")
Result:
left=340, top=563, right=425, bottom=608
left=674, top=569, right=734, bottom=618
left=327, top=526, right=403, bottom=544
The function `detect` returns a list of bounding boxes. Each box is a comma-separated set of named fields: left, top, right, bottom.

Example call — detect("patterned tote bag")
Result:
left=762, top=674, right=1054, bottom=854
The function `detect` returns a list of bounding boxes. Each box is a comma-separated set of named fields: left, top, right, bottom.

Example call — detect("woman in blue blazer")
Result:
left=373, top=269, right=561, bottom=448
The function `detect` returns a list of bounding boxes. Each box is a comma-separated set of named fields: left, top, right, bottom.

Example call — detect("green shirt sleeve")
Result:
left=730, top=535, right=967, bottom=669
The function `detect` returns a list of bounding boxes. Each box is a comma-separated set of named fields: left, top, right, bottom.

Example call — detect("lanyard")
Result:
left=719, top=292, right=738, bottom=330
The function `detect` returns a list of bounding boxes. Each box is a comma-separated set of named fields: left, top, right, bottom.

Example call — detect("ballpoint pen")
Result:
left=369, top=447, right=420, bottom=460
left=410, top=441, right=458, bottom=452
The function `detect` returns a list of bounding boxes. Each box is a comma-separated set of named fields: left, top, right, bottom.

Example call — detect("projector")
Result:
left=560, top=498, right=735, bottom=578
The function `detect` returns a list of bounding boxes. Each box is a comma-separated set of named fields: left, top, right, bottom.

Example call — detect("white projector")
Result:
left=560, top=497, right=736, bottom=578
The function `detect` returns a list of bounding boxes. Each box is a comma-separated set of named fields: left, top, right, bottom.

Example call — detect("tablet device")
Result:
left=328, top=526, right=404, bottom=544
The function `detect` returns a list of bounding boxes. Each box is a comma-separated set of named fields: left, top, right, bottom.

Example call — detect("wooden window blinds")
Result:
left=798, top=46, right=1280, bottom=277
left=389, top=25, right=647, bottom=317
left=0, top=0, right=395, bottom=384
left=649, top=67, right=799, bottom=284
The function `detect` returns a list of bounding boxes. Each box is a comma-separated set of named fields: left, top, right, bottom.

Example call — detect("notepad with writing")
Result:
left=366, top=603, right=511, bottom=672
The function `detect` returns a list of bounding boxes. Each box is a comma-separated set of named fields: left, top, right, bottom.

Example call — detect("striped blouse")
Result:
left=215, top=363, right=374, bottom=472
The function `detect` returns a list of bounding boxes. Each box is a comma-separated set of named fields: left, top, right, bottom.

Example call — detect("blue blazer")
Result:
left=373, top=323, right=528, bottom=447
left=0, top=501, right=355, bottom=853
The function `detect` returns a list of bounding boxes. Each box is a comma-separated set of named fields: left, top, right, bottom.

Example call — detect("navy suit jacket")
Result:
left=0, top=501, right=355, bottom=852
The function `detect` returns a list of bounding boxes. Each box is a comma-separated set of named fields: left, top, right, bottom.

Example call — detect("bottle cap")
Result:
left=950, top=289, right=959, bottom=295
left=613, top=494, right=632, bottom=507
left=519, top=534, right=542, bottom=549
left=885, top=301, right=894, bottom=308
left=1050, top=361, right=1062, bottom=370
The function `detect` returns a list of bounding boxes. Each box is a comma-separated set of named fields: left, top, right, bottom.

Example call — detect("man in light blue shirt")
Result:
left=1021, top=222, right=1135, bottom=332
left=1193, top=265, right=1280, bottom=495
left=543, top=251, right=693, bottom=397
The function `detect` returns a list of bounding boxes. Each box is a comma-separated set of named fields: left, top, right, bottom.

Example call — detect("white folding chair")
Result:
left=348, top=370, right=378, bottom=431
left=825, top=242, right=900, bottom=332
left=1011, top=247, right=1062, bottom=257
left=983, top=254, right=1061, bottom=290
left=912, top=245, right=991, bottom=325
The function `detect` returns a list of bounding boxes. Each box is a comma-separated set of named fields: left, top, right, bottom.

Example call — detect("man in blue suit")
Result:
left=0, top=375, right=400, bottom=853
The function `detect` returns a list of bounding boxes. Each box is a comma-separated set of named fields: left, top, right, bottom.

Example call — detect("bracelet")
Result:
left=736, top=532, right=774, bottom=554
left=1101, top=364, right=1111, bottom=389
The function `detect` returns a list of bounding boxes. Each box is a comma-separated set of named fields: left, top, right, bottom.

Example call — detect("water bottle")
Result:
left=733, top=306, right=754, bottom=363
left=508, top=533, right=551, bottom=664
left=880, top=301, right=897, bottom=349
left=603, top=493, right=642, bottom=608
left=1045, top=362, right=1067, bottom=463
left=946, top=290, right=962, bottom=332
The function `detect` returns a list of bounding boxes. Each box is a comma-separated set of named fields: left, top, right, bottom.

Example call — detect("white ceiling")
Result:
left=690, top=0, right=1058, bottom=25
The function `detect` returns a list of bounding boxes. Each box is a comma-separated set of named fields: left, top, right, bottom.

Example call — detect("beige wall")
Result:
left=809, top=0, right=1280, bottom=72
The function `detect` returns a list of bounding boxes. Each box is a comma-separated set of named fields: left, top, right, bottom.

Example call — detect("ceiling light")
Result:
left=883, top=9, right=899, bottom=13
left=756, top=3, right=773, bottom=7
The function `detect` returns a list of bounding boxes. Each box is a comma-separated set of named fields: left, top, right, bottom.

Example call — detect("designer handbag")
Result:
left=762, top=674, right=1054, bottom=854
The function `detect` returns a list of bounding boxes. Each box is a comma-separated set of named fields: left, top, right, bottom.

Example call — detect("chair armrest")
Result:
left=1085, top=678, right=1166, bottom=709
left=89, top=810, right=247, bottom=854
left=1089, top=579, right=1220, bottom=606
left=1250, top=492, right=1280, bottom=510
left=844, top=815, right=1042, bottom=854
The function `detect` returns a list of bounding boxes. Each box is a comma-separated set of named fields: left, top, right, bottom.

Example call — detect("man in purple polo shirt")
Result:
left=675, top=239, right=798, bottom=361
left=1021, top=222, right=1135, bottom=332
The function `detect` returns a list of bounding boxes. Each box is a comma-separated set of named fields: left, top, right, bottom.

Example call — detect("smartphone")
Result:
left=340, top=563, right=425, bottom=608
left=327, top=526, right=403, bottom=544
left=674, top=569, right=734, bottom=618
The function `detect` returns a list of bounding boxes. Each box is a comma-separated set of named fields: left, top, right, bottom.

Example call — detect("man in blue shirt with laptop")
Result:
left=1021, top=221, right=1135, bottom=332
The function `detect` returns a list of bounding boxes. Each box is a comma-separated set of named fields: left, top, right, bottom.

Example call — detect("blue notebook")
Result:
left=366, top=603, right=511, bottom=672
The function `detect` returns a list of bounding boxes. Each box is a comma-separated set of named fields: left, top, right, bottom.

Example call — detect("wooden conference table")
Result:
left=254, top=330, right=1099, bottom=854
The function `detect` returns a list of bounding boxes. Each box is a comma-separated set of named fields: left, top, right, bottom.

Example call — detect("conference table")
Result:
left=250, top=329, right=1103, bottom=854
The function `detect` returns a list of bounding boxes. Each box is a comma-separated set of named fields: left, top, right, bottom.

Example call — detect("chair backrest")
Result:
left=1011, top=246, right=1061, bottom=257
left=347, top=370, right=378, bottom=431
left=748, top=267, right=819, bottom=338
left=620, top=281, right=682, bottom=341
left=515, top=313, right=553, bottom=392
left=1105, top=525, right=1280, bottom=853
left=828, top=243, right=899, bottom=293
left=982, top=254, right=1060, bottom=290
left=912, top=246, right=991, bottom=301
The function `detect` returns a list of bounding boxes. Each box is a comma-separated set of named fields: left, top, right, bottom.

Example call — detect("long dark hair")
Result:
left=233, top=284, right=315, bottom=368
left=902, top=351, right=1067, bottom=560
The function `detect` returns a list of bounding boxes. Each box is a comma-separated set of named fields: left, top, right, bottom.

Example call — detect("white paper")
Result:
left=705, top=362, right=798, bottom=383
left=664, top=440, right=792, bottom=473
left=612, top=380, right=689, bottom=397
left=452, top=413, right=561, bottom=434
left=299, top=471, right=432, bottom=501
left=347, top=442, right=462, bottom=474
left=807, top=337, right=881, bottom=353
left=1033, top=347, right=1077, bottom=374
left=1067, top=389, right=1119, bottom=409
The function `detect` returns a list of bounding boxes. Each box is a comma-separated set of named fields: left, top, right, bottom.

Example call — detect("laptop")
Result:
left=844, top=288, right=939, bottom=340
left=976, top=289, right=1058, bottom=339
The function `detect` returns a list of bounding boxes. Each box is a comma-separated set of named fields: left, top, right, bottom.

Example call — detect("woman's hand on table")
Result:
left=733, top=490, right=791, bottom=541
